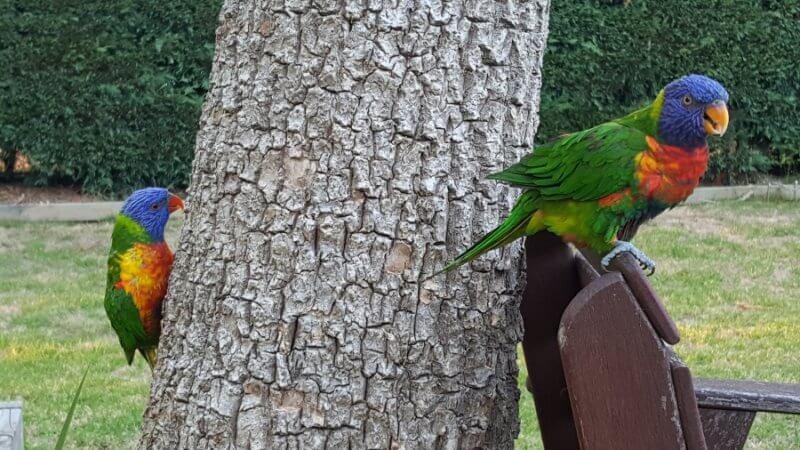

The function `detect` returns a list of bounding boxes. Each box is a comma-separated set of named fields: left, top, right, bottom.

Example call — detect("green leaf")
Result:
left=54, top=367, right=90, bottom=450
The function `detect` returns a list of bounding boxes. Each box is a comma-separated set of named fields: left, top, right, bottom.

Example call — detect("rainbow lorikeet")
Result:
left=105, top=188, right=183, bottom=370
left=444, top=74, right=729, bottom=274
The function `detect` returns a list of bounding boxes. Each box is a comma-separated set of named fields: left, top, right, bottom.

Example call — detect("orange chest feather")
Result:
left=115, top=242, right=173, bottom=331
left=635, top=136, right=709, bottom=204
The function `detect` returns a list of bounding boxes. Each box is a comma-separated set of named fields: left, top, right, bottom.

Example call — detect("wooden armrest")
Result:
left=695, top=378, right=800, bottom=414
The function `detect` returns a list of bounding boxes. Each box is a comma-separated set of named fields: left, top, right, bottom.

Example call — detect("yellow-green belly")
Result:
left=525, top=201, right=617, bottom=252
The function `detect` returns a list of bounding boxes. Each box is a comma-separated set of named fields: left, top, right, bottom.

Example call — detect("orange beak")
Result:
left=168, top=194, right=184, bottom=213
left=703, top=100, right=729, bottom=136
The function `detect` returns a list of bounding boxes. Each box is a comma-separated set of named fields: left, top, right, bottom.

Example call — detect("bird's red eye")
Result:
left=682, top=95, right=693, bottom=106
left=150, top=203, right=160, bottom=210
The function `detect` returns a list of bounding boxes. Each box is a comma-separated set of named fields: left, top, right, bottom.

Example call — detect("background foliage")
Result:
left=540, top=0, right=800, bottom=183
left=0, top=0, right=222, bottom=194
left=1, top=0, right=798, bottom=192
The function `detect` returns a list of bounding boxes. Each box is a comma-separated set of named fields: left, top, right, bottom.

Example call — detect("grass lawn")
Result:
left=1, top=201, right=799, bottom=449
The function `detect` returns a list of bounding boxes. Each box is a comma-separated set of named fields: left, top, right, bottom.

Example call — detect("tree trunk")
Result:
left=140, top=0, right=550, bottom=448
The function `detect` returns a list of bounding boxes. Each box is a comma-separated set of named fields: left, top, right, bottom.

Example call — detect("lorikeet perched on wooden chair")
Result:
left=444, top=74, right=729, bottom=274
left=105, top=187, right=183, bottom=370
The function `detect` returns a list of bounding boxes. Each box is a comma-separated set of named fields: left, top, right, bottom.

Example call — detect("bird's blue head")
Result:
left=120, top=187, right=184, bottom=242
left=658, top=74, right=730, bottom=148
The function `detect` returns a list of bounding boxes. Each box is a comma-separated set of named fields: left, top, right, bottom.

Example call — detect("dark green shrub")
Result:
left=2, top=0, right=797, bottom=191
left=541, top=0, right=800, bottom=181
left=0, top=1, right=222, bottom=194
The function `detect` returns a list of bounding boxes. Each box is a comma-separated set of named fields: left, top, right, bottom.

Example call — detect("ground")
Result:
left=0, top=183, right=97, bottom=204
left=0, top=201, right=798, bottom=449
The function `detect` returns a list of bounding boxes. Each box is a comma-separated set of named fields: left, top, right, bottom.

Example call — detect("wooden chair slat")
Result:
left=607, top=252, right=681, bottom=344
left=574, top=251, right=600, bottom=287
left=670, top=358, right=709, bottom=450
left=559, top=273, right=686, bottom=450
left=520, top=233, right=581, bottom=449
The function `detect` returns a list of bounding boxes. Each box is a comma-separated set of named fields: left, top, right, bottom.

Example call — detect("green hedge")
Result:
left=0, top=1, right=222, bottom=194
left=2, top=0, right=798, bottom=192
left=541, top=0, right=800, bottom=183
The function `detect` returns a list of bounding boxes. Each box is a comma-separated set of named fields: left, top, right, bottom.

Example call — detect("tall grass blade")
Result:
left=54, top=367, right=89, bottom=450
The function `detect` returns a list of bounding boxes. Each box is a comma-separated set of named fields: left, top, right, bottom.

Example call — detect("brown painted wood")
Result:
left=578, top=249, right=680, bottom=344
left=698, top=408, right=755, bottom=450
left=520, top=233, right=581, bottom=450
left=574, top=252, right=600, bottom=286
left=578, top=247, right=603, bottom=271
left=670, top=358, right=708, bottom=450
left=559, top=273, right=686, bottom=450
left=695, top=378, right=800, bottom=414
left=608, top=252, right=681, bottom=344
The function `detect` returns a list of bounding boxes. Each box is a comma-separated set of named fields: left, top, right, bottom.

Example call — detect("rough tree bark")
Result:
left=140, top=0, right=549, bottom=448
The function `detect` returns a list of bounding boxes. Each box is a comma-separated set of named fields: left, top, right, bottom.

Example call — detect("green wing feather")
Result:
left=104, top=288, right=153, bottom=364
left=104, top=214, right=155, bottom=366
left=488, top=121, right=648, bottom=201
left=441, top=190, right=539, bottom=273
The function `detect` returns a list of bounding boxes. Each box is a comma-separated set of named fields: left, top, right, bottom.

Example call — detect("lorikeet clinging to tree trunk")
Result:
left=443, top=74, right=729, bottom=274
left=105, top=188, right=183, bottom=370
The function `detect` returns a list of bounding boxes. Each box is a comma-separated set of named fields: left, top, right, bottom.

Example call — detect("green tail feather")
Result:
left=440, top=191, right=539, bottom=273
left=140, top=347, right=157, bottom=372
left=124, top=346, right=135, bottom=366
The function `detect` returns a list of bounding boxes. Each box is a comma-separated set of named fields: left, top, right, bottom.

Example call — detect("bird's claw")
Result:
left=601, top=240, right=656, bottom=276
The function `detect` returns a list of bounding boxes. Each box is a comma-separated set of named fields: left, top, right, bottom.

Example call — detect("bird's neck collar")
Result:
left=616, top=91, right=664, bottom=136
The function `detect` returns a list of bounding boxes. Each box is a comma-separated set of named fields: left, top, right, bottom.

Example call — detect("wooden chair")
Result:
left=520, top=232, right=800, bottom=450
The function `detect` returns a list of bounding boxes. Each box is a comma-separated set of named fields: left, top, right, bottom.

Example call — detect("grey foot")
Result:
left=600, top=240, right=656, bottom=276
